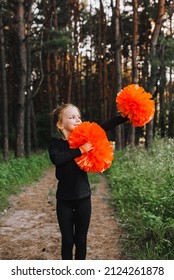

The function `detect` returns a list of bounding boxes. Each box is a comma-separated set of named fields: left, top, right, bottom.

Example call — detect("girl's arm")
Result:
left=48, top=138, right=81, bottom=166
left=100, top=115, right=128, bottom=132
left=48, top=138, right=92, bottom=166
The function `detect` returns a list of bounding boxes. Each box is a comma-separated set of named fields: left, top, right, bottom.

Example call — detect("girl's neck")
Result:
left=62, top=129, right=70, bottom=140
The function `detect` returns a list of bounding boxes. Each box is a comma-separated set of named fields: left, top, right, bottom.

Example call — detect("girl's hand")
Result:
left=80, top=142, right=93, bottom=154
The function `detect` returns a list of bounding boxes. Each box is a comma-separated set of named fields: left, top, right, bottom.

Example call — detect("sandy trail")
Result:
left=0, top=168, right=124, bottom=260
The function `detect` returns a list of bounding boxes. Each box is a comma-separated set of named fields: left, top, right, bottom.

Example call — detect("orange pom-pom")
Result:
left=68, top=122, right=114, bottom=173
left=116, top=84, right=155, bottom=127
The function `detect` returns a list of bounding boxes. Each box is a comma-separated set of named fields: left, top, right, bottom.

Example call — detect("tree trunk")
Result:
left=115, top=0, right=123, bottom=149
left=67, top=52, right=73, bottom=103
left=25, top=1, right=34, bottom=157
left=15, top=0, right=26, bottom=157
left=0, top=6, right=9, bottom=161
left=88, top=5, right=93, bottom=121
left=145, top=0, right=165, bottom=148
left=31, top=101, right=38, bottom=152
left=25, top=52, right=32, bottom=157
left=46, top=53, right=54, bottom=135
left=159, top=45, right=166, bottom=137
left=98, top=0, right=104, bottom=122
left=53, top=0, right=59, bottom=104
left=130, top=0, right=139, bottom=147
left=168, top=67, right=174, bottom=137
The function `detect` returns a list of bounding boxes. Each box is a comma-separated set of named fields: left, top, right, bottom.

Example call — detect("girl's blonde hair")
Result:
left=50, top=103, right=80, bottom=137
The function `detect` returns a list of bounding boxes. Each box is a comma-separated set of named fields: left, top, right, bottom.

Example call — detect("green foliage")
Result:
left=88, top=173, right=100, bottom=193
left=163, top=37, right=174, bottom=67
left=0, top=152, right=52, bottom=213
left=107, top=138, right=174, bottom=259
left=44, top=30, right=72, bottom=52
left=88, top=173, right=100, bottom=184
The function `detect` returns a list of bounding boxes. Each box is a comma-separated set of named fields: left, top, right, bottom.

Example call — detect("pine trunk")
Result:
left=115, top=0, right=123, bottom=149
left=145, top=0, right=165, bottom=148
left=0, top=8, right=9, bottom=161
left=130, top=0, right=139, bottom=147
left=15, top=0, right=26, bottom=157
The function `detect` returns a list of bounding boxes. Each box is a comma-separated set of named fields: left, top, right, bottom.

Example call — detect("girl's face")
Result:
left=57, top=106, right=82, bottom=139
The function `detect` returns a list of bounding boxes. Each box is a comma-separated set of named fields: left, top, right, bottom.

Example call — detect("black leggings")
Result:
left=56, top=196, right=91, bottom=260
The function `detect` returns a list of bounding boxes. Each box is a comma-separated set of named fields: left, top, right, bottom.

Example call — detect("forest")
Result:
left=0, top=0, right=174, bottom=161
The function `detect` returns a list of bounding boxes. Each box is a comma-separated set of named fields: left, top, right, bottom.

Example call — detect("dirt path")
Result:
left=0, top=168, right=124, bottom=260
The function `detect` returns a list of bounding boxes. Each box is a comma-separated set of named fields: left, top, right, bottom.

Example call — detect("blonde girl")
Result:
left=49, top=103, right=127, bottom=259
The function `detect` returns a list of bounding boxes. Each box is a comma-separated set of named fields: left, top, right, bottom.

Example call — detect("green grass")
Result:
left=0, top=151, right=52, bottom=213
left=88, top=172, right=100, bottom=184
left=88, top=172, right=101, bottom=193
left=107, top=137, right=174, bottom=259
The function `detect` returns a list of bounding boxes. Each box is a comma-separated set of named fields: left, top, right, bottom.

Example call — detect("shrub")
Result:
left=107, top=138, right=174, bottom=259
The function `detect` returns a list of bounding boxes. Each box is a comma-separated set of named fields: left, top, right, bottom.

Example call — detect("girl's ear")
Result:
left=56, top=121, right=63, bottom=130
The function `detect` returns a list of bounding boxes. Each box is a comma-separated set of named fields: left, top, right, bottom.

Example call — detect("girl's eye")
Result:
left=69, top=116, right=81, bottom=119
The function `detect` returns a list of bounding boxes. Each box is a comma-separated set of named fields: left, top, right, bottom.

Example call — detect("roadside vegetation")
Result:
left=0, top=152, right=52, bottom=213
left=107, top=137, right=174, bottom=259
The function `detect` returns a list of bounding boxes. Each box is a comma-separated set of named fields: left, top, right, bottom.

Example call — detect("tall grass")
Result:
left=107, top=137, right=174, bottom=259
left=0, top=152, right=52, bottom=213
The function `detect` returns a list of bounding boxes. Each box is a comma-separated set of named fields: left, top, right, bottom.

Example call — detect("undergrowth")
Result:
left=0, top=152, right=52, bottom=213
left=107, top=137, right=174, bottom=259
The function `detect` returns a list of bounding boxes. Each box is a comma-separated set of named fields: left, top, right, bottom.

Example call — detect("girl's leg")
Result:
left=56, top=199, right=74, bottom=260
left=74, top=196, right=91, bottom=260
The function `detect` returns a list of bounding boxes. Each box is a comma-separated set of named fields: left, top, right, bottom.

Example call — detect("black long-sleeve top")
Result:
left=48, top=115, right=127, bottom=200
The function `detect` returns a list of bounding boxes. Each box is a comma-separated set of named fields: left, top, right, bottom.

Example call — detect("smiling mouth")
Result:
left=74, top=124, right=80, bottom=127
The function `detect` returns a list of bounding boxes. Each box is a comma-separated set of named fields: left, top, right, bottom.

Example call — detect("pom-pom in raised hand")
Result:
left=116, top=84, right=155, bottom=127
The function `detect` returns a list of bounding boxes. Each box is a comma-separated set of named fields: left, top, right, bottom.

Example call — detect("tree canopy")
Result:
left=0, top=0, right=174, bottom=160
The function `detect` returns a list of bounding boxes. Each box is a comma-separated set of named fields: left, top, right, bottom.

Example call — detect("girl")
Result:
left=48, top=103, right=127, bottom=260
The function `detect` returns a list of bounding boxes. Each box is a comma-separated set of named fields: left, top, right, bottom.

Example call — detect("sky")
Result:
left=83, top=0, right=125, bottom=14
